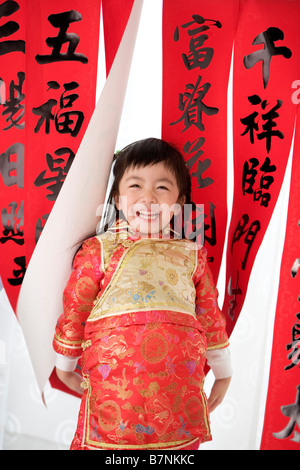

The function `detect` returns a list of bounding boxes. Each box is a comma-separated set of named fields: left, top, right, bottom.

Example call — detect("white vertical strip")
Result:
left=116, top=0, right=163, bottom=150
left=0, top=289, right=17, bottom=449
left=216, top=45, right=234, bottom=305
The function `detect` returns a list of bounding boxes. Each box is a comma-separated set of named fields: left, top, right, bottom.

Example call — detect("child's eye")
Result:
left=129, top=184, right=141, bottom=188
left=157, top=185, right=168, bottom=190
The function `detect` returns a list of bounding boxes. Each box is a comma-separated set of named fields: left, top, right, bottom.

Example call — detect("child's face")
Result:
left=115, top=162, right=185, bottom=236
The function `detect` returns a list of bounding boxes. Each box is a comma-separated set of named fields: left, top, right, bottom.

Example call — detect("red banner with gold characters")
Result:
left=222, top=0, right=300, bottom=338
left=260, top=108, right=300, bottom=450
left=162, top=0, right=239, bottom=283
left=0, top=0, right=101, bottom=313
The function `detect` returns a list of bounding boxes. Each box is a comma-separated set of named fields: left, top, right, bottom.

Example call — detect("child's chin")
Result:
left=132, top=220, right=161, bottom=235
left=128, top=214, right=174, bottom=236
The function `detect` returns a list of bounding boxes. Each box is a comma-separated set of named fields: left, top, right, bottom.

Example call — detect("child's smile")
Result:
left=136, top=209, right=160, bottom=220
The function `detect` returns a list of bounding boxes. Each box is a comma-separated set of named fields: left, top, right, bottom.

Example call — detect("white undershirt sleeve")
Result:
left=55, top=353, right=79, bottom=372
left=206, top=347, right=233, bottom=379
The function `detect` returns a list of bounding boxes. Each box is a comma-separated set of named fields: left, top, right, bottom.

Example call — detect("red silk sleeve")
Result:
left=193, top=248, right=229, bottom=350
left=53, top=237, right=103, bottom=358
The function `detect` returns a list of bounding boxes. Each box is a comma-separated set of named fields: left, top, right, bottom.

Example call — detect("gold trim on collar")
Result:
left=107, top=218, right=182, bottom=239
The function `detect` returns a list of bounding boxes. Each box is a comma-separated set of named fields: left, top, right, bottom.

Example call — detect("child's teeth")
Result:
left=138, top=211, right=158, bottom=219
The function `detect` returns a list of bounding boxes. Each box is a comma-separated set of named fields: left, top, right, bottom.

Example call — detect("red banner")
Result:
left=0, top=0, right=25, bottom=311
left=24, top=0, right=101, bottom=287
left=0, top=0, right=100, bottom=312
left=260, top=107, right=300, bottom=450
left=0, top=1, right=100, bottom=396
left=102, top=0, right=134, bottom=75
left=162, top=0, right=239, bottom=283
left=222, top=0, right=300, bottom=336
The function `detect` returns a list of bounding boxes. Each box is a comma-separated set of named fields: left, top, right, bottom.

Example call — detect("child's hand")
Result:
left=207, top=377, right=231, bottom=413
left=56, top=368, right=83, bottom=395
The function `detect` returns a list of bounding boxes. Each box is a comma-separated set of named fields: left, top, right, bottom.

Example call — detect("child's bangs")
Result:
left=116, top=138, right=190, bottom=198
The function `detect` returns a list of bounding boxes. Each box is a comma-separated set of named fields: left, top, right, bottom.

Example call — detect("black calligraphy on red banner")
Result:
left=162, top=0, right=238, bottom=283
left=0, top=0, right=100, bottom=314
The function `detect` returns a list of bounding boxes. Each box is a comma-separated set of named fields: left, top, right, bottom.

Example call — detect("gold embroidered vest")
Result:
left=88, top=234, right=198, bottom=322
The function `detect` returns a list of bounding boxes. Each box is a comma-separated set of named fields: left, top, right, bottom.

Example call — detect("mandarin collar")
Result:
left=106, top=219, right=181, bottom=240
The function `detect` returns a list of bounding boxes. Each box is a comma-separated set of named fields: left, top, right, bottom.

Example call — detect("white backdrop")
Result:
left=0, top=0, right=293, bottom=450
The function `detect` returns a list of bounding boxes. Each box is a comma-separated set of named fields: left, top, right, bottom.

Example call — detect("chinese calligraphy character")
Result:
left=231, top=214, right=261, bottom=270
left=7, top=255, right=26, bottom=286
left=273, top=385, right=300, bottom=442
left=241, top=94, right=284, bottom=153
left=242, top=156, right=276, bottom=207
left=171, top=75, right=219, bottom=132
left=244, top=27, right=292, bottom=88
left=35, top=10, right=88, bottom=64
left=174, top=15, right=222, bottom=71
left=258, top=99, right=284, bottom=153
left=0, top=200, right=23, bottom=245
left=32, top=81, right=84, bottom=137
left=183, top=137, right=214, bottom=188
left=1, top=71, right=25, bottom=130
left=0, top=0, right=25, bottom=55
left=0, top=142, right=24, bottom=188
left=285, top=313, right=300, bottom=371
left=227, top=271, right=242, bottom=321
left=34, top=147, right=75, bottom=201
left=182, top=33, right=214, bottom=71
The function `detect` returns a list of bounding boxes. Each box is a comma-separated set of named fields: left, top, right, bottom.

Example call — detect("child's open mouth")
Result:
left=136, top=210, right=159, bottom=221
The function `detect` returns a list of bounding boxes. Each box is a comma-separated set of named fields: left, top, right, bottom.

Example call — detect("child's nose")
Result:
left=140, top=188, right=157, bottom=204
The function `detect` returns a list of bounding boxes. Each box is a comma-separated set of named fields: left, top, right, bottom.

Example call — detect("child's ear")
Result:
left=173, top=195, right=186, bottom=216
left=114, top=194, right=120, bottom=210
left=177, top=195, right=186, bottom=207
